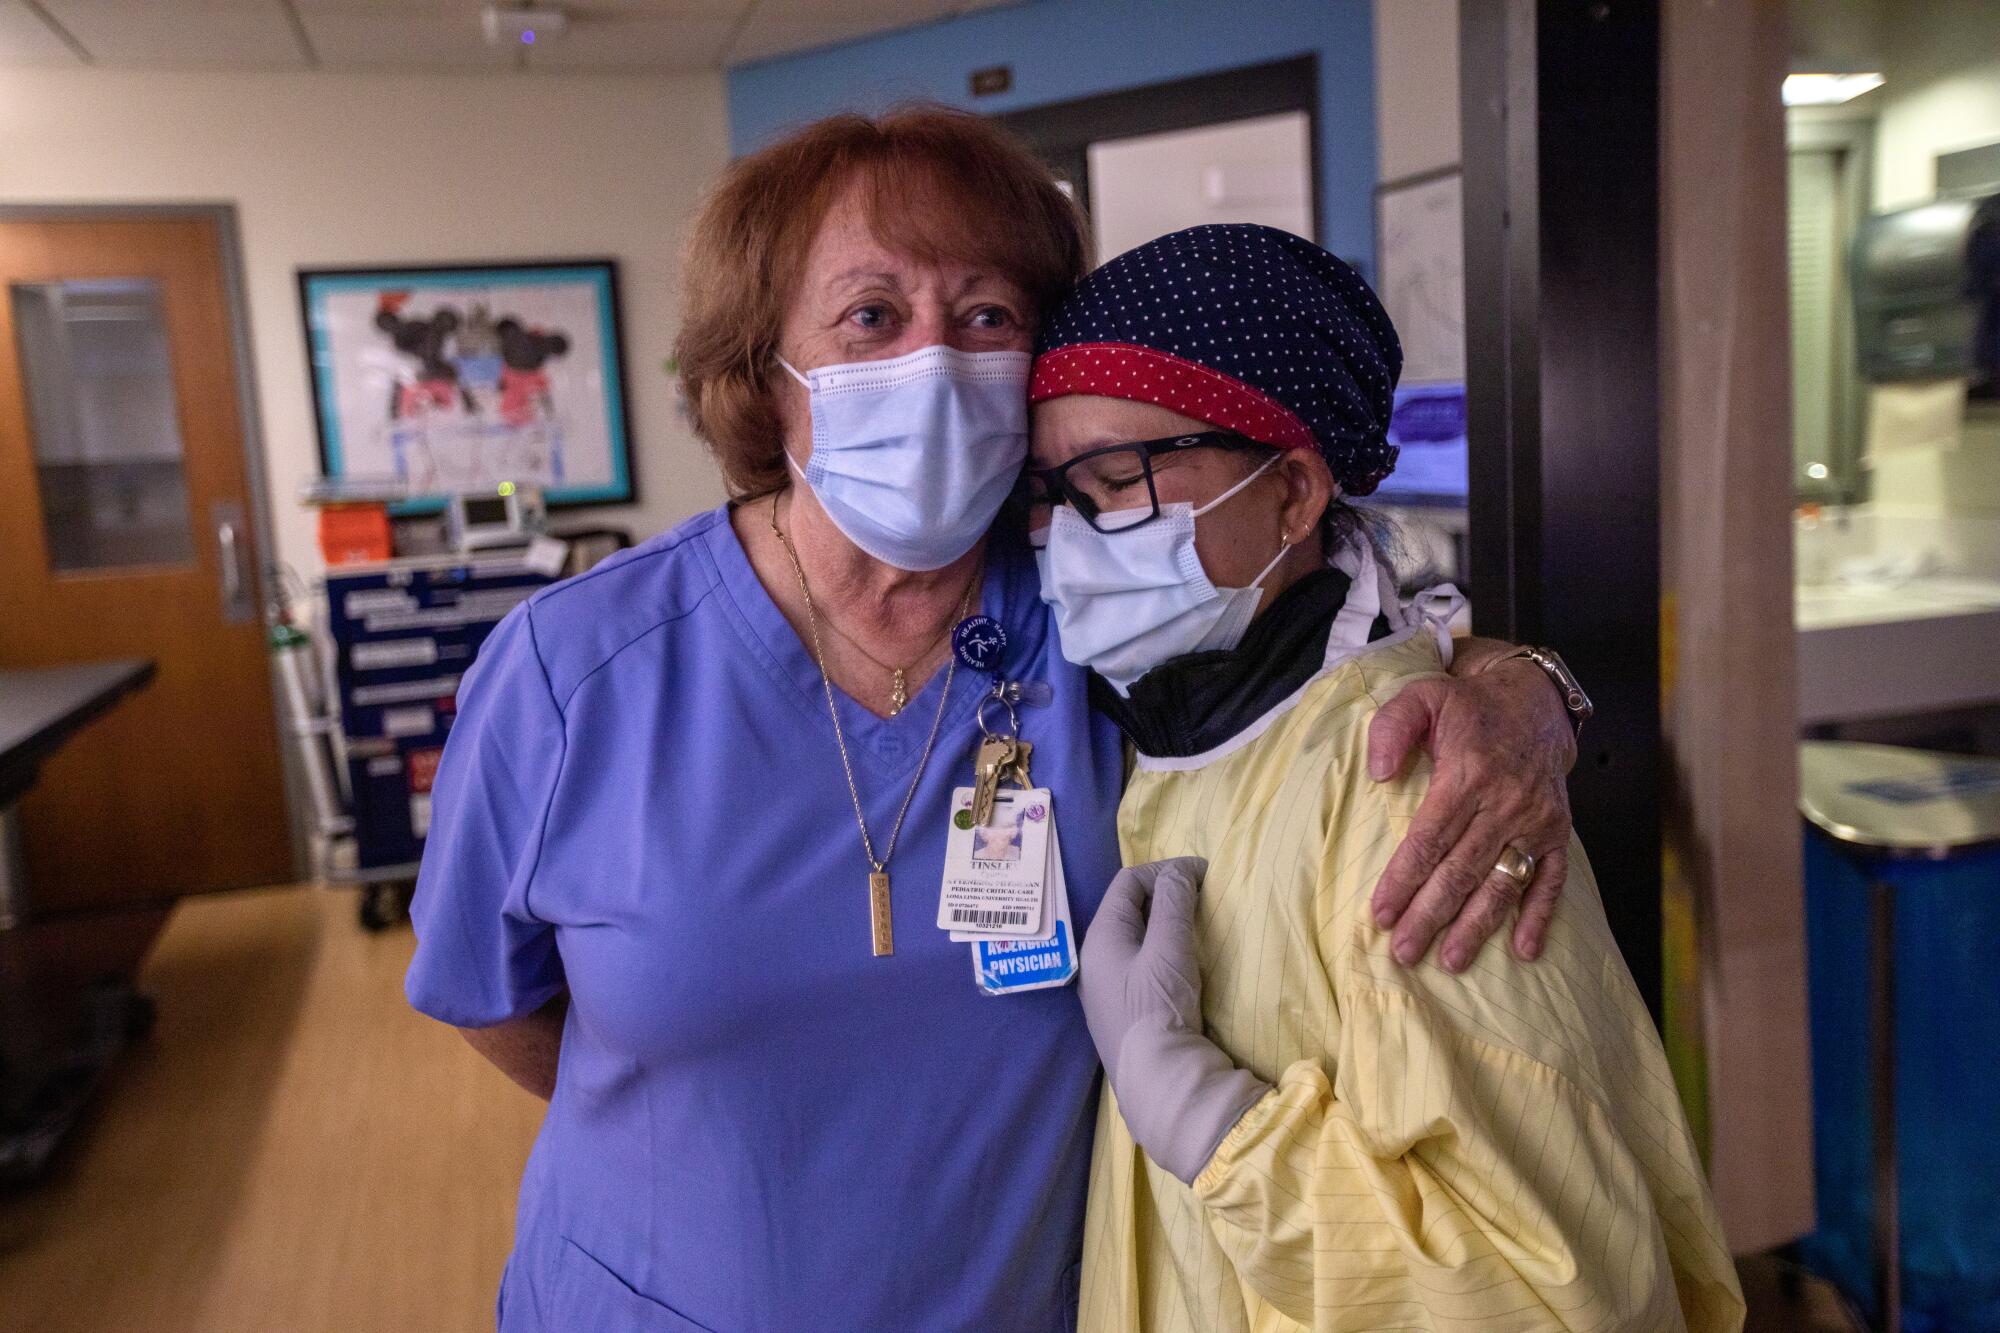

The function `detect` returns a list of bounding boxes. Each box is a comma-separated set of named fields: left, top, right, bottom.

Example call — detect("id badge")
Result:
left=972, top=821, right=1077, bottom=994
left=937, top=787, right=1051, bottom=938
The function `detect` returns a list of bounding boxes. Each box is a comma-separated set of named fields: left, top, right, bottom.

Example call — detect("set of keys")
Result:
left=970, top=734, right=1033, bottom=827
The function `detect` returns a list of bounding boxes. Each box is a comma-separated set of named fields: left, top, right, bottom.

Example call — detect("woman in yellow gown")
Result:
left=1024, top=224, right=1745, bottom=1333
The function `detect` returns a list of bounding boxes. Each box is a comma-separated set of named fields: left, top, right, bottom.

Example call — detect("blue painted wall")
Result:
left=725, top=0, right=1379, bottom=273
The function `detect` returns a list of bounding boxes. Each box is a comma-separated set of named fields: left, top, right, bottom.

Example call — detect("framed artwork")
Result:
left=299, top=259, right=634, bottom=507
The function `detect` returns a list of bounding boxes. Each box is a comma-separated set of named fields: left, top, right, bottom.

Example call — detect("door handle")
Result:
left=211, top=499, right=255, bottom=625
left=218, top=520, right=241, bottom=602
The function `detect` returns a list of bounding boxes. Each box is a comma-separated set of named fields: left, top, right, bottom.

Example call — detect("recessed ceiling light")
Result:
left=1783, top=73, right=1885, bottom=107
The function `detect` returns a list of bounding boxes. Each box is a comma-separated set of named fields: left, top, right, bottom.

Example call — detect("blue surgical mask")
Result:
left=1035, top=454, right=1293, bottom=694
left=781, top=345, right=1029, bottom=572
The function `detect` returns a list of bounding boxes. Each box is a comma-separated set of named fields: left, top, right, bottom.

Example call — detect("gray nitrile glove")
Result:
left=1078, top=856, right=1272, bottom=1185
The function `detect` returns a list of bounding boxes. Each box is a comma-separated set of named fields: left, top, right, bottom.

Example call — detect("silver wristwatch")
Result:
left=1499, top=646, right=1594, bottom=738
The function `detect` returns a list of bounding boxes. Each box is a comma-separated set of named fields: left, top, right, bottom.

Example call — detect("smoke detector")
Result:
left=482, top=5, right=568, bottom=48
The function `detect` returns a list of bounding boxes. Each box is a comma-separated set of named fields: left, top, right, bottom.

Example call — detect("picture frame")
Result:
left=298, top=258, right=634, bottom=509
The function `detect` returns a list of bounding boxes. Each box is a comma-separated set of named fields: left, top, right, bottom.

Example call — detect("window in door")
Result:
left=12, top=278, right=196, bottom=572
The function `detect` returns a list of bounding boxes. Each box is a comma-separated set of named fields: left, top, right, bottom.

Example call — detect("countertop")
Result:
left=1796, top=577, right=2000, bottom=724
left=0, top=659, right=156, bottom=807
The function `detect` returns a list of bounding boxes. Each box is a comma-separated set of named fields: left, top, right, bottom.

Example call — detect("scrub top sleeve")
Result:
left=405, top=602, right=569, bottom=1029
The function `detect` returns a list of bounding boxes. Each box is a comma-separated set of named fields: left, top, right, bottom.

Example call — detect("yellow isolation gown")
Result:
left=1078, top=630, right=1746, bottom=1333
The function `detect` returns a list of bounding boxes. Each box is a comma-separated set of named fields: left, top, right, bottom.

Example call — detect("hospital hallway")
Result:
left=0, top=886, right=542, bottom=1333
left=0, top=886, right=1857, bottom=1333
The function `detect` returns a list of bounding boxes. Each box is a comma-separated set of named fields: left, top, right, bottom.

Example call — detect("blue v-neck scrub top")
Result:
left=405, top=506, right=1127, bottom=1333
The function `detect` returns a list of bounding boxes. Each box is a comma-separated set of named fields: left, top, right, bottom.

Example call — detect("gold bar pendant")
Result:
left=869, top=872, right=894, bottom=957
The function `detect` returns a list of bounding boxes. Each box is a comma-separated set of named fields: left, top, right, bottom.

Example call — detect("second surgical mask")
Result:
left=1036, top=455, right=1292, bottom=693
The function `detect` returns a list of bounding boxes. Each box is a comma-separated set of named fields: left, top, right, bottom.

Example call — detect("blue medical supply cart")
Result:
left=280, top=549, right=558, bottom=929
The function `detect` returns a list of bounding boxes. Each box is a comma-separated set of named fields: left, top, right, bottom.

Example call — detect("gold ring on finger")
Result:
left=1493, top=844, right=1536, bottom=891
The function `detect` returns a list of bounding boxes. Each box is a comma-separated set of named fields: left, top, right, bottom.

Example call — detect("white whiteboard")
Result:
left=1377, top=170, right=1466, bottom=383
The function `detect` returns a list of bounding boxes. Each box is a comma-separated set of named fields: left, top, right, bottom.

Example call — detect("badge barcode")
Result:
left=952, top=908, right=1029, bottom=928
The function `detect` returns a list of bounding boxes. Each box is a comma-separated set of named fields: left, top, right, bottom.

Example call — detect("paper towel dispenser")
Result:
left=1852, top=192, right=2000, bottom=388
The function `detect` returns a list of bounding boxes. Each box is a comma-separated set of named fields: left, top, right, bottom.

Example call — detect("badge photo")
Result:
left=937, top=787, right=1051, bottom=937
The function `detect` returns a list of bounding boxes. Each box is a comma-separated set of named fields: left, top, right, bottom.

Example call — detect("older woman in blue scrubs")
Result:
left=405, top=107, right=1583, bottom=1332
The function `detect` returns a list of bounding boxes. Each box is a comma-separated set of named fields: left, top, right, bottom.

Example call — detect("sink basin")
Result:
left=1796, top=576, right=2000, bottom=630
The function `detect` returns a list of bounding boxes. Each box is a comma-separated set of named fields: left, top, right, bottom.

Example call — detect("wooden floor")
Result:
left=0, top=885, right=1867, bottom=1333
left=0, top=885, right=544, bottom=1333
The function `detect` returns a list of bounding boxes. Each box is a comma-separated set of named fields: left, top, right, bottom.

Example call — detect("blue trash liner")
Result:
left=1800, top=830, right=2000, bottom=1332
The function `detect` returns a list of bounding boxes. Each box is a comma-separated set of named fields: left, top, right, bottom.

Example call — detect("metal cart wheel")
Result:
left=358, top=879, right=414, bottom=932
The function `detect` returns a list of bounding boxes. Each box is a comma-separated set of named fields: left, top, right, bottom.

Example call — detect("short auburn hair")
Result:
left=676, top=105, right=1089, bottom=500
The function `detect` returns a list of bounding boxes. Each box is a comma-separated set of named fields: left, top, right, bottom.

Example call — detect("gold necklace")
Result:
left=814, top=602, right=959, bottom=716
left=771, top=501, right=976, bottom=715
left=770, top=496, right=975, bottom=957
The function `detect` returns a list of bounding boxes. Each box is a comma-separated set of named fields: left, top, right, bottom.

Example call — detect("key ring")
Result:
left=977, top=691, right=1020, bottom=742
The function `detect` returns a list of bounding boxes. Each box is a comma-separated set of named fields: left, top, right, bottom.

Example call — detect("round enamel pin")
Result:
left=952, top=615, right=1008, bottom=674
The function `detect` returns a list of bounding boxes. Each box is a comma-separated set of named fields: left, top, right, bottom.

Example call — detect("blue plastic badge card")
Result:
left=972, top=822, right=1077, bottom=994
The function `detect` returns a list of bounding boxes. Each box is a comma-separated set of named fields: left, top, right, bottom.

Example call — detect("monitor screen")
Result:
left=1371, top=381, right=1467, bottom=504
left=461, top=495, right=511, bottom=527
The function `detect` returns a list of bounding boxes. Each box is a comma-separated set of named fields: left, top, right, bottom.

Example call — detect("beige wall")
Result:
left=1372, top=0, right=1460, bottom=183
left=0, top=67, right=730, bottom=580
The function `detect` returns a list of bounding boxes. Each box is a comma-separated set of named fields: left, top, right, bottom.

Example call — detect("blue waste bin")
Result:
left=1798, top=742, right=2000, bottom=1333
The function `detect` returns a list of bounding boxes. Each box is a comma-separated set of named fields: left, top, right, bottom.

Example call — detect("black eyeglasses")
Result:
left=1018, top=430, right=1265, bottom=533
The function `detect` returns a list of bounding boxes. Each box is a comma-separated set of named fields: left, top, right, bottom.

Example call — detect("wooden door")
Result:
left=0, top=215, right=290, bottom=914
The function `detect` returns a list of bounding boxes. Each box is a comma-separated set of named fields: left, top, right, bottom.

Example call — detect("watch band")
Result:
left=1497, top=646, right=1594, bottom=737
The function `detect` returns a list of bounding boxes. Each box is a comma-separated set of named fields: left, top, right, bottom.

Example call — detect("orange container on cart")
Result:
left=318, top=503, right=393, bottom=565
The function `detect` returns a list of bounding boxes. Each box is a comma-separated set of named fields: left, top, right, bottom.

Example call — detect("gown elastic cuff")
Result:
left=1192, top=1083, right=1279, bottom=1198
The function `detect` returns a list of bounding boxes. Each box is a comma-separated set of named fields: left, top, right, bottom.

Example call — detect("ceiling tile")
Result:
left=39, top=0, right=309, bottom=66
left=750, top=0, right=940, bottom=16
left=4, top=0, right=1008, bottom=71
left=287, top=0, right=745, bottom=15
left=752, top=0, right=1013, bottom=22
left=523, top=13, right=733, bottom=71
left=282, top=0, right=472, bottom=9
left=299, top=9, right=513, bottom=68
left=0, top=0, right=86, bottom=64
left=723, top=9, right=930, bottom=65
left=563, top=0, right=745, bottom=15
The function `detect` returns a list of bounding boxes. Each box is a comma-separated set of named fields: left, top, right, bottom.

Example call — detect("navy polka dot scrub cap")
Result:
left=1030, top=223, right=1402, bottom=496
